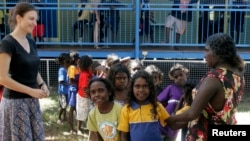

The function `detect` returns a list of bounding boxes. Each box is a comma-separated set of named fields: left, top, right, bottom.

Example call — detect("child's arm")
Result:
left=120, top=131, right=129, bottom=141
left=167, top=106, right=190, bottom=129
left=175, top=105, right=190, bottom=115
left=166, top=115, right=188, bottom=130
left=90, top=131, right=103, bottom=141
left=169, top=120, right=188, bottom=129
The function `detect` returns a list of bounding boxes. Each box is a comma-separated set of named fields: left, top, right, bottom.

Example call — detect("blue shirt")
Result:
left=58, top=66, right=69, bottom=94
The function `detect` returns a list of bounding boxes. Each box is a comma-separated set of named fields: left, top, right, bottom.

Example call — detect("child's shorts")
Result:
left=68, top=86, right=77, bottom=107
left=165, top=15, right=187, bottom=35
left=58, top=94, right=68, bottom=109
left=76, top=94, right=92, bottom=121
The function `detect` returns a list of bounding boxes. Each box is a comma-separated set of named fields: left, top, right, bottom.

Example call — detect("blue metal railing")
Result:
left=0, top=1, right=250, bottom=59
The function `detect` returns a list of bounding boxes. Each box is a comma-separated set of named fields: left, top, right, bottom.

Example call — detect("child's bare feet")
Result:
left=70, top=129, right=77, bottom=135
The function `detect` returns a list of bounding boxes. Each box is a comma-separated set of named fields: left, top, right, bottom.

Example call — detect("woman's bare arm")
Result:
left=167, top=76, right=221, bottom=126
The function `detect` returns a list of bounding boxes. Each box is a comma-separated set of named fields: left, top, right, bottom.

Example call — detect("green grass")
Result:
left=40, top=88, right=89, bottom=141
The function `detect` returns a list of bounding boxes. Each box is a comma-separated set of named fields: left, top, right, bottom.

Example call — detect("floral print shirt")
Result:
left=186, top=68, right=245, bottom=141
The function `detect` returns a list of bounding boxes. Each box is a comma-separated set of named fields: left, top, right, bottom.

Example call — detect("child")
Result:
left=165, top=0, right=195, bottom=45
left=92, top=61, right=104, bottom=78
left=91, top=0, right=101, bottom=49
left=175, top=80, right=197, bottom=141
left=73, top=3, right=93, bottom=42
left=105, top=0, right=121, bottom=43
left=76, top=55, right=93, bottom=135
left=67, top=50, right=80, bottom=134
left=128, top=59, right=144, bottom=77
left=140, top=0, right=154, bottom=43
left=108, top=63, right=130, bottom=106
left=144, top=64, right=164, bottom=96
left=118, top=70, right=170, bottom=141
left=157, top=63, right=189, bottom=141
left=87, top=77, right=123, bottom=141
left=106, top=53, right=120, bottom=69
left=55, top=53, right=71, bottom=124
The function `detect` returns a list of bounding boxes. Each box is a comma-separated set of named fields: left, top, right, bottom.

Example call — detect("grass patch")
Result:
left=40, top=88, right=88, bottom=141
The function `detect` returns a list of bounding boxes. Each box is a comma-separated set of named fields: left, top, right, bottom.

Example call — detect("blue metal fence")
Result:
left=0, top=0, right=250, bottom=59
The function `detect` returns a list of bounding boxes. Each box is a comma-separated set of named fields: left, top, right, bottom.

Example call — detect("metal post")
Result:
left=223, top=0, right=229, bottom=33
left=46, top=60, right=50, bottom=87
left=135, top=0, right=140, bottom=59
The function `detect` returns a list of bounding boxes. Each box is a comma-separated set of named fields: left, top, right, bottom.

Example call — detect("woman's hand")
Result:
left=29, top=88, right=49, bottom=99
left=40, top=83, right=50, bottom=96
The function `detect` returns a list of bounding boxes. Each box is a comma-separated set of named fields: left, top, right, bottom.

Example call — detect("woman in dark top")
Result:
left=0, top=2, right=49, bottom=141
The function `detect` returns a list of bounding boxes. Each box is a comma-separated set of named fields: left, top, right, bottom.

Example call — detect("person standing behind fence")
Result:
left=76, top=55, right=93, bottom=135
left=32, top=0, right=45, bottom=43
left=0, top=9, right=5, bottom=40
left=73, top=1, right=94, bottom=42
left=67, top=50, right=80, bottom=134
left=55, top=53, right=71, bottom=124
left=91, top=0, right=101, bottom=49
left=157, top=63, right=189, bottom=141
left=0, top=2, right=50, bottom=140
left=140, top=0, right=154, bottom=43
left=105, top=0, right=121, bottom=44
left=230, top=0, right=247, bottom=44
left=167, top=33, right=245, bottom=141
left=165, top=0, right=197, bottom=45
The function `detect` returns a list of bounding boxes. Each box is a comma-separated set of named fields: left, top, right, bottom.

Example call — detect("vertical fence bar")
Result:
left=135, top=0, right=140, bottom=59
left=224, top=0, right=229, bottom=33
left=46, top=60, right=50, bottom=87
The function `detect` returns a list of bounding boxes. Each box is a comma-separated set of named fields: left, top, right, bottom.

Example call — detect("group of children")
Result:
left=55, top=51, right=197, bottom=141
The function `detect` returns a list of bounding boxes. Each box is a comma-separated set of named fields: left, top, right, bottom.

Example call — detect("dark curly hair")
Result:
left=88, top=77, right=115, bottom=101
left=127, top=70, right=158, bottom=119
left=206, top=33, right=245, bottom=73
left=78, top=55, right=93, bottom=71
left=55, top=53, right=70, bottom=65
left=108, top=63, right=130, bottom=88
